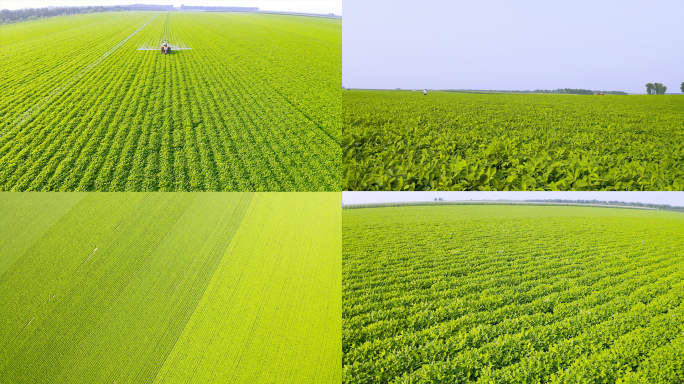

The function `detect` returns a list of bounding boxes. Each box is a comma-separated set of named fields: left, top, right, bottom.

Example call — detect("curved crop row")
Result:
left=343, top=205, right=684, bottom=383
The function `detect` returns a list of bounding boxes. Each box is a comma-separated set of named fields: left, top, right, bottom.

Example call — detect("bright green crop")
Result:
left=0, top=12, right=341, bottom=191
left=343, top=91, right=684, bottom=191
left=343, top=204, right=684, bottom=383
left=0, top=192, right=341, bottom=383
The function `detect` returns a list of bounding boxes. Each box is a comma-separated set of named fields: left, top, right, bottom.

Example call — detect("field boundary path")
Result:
left=0, top=12, right=160, bottom=140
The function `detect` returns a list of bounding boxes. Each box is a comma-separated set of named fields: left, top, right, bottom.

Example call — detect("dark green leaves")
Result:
left=343, top=91, right=684, bottom=191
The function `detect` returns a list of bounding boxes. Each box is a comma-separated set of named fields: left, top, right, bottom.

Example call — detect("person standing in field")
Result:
left=423, top=89, right=428, bottom=95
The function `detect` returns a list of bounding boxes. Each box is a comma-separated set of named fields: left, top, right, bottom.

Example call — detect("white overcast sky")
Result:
left=343, top=192, right=684, bottom=207
left=343, top=0, right=683, bottom=93
left=1, top=0, right=342, bottom=14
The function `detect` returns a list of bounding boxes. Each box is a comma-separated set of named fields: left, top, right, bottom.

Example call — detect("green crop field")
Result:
left=0, top=192, right=341, bottom=383
left=0, top=11, right=340, bottom=191
left=343, top=91, right=684, bottom=191
left=343, top=204, right=684, bottom=383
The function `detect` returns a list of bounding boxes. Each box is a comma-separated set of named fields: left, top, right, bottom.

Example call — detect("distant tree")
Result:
left=561, top=88, right=595, bottom=95
left=681, top=82, right=684, bottom=93
left=653, top=83, right=667, bottom=95
left=646, top=83, right=654, bottom=95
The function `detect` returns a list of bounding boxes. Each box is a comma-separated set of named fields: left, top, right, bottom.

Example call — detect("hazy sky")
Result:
left=1, top=0, right=342, bottom=14
left=343, top=0, right=683, bottom=93
left=343, top=192, right=684, bottom=207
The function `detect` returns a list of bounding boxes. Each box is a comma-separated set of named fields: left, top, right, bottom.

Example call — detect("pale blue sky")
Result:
left=343, top=0, right=683, bottom=93
left=342, top=192, right=684, bottom=207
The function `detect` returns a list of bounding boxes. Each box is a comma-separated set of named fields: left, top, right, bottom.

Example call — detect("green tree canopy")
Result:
left=646, top=83, right=654, bottom=95
left=647, top=83, right=667, bottom=95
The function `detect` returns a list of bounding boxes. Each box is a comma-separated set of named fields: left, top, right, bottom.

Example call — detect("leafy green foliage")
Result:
left=343, top=205, right=684, bottom=383
left=0, top=11, right=341, bottom=191
left=343, top=91, right=684, bottom=191
left=645, top=83, right=667, bottom=95
left=0, top=192, right=341, bottom=383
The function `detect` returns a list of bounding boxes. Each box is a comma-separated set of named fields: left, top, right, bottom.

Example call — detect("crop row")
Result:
left=0, top=12, right=341, bottom=191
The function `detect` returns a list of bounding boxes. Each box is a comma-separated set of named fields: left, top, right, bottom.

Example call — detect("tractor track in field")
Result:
left=162, top=12, right=170, bottom=43
left=269, top=85, right=340, bottom=146
left=0, top=12, right=160, bottom=141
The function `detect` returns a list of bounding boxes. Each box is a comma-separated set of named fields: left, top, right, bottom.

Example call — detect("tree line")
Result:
left=343, top=200, right=684, bottom=213
left=525, top=199, right=684, bottom=212
left=533, top=88, right=627, bottom=95
left=643, top=82, right=684, bottom=94
left=1, top=5, right=173, bottom=24
left=645, top=83, right=667, bottom=95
